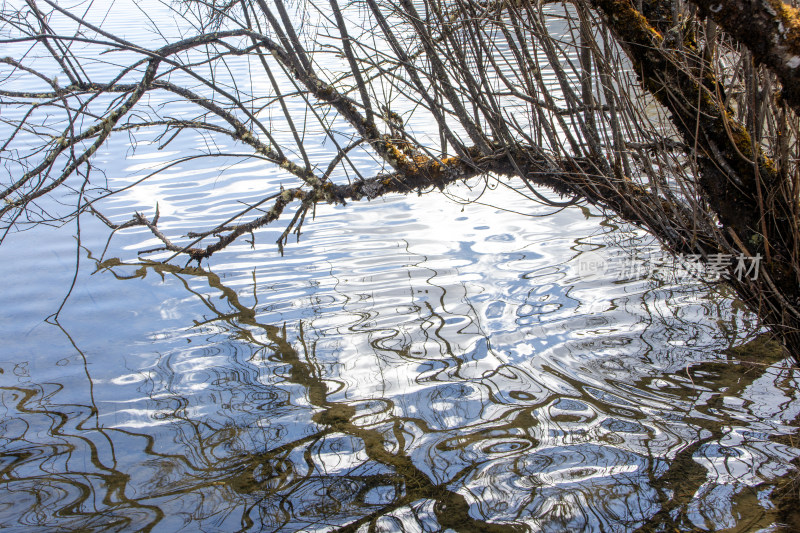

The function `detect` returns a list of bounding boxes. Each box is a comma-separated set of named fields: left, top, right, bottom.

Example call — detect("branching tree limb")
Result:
left=689, top=0, right=800, bottom=112
left=1, top=0, right=799, bottom=358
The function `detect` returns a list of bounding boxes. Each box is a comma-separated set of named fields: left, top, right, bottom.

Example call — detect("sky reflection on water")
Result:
left=0, top=0, right=798, bottom=530
left=1, top=180, right=798, bottom=531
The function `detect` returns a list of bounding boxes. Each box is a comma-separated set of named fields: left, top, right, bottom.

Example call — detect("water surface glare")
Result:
left=1, top=1, right=799, bottom=530
left=1, top=182, right=798, bottom=532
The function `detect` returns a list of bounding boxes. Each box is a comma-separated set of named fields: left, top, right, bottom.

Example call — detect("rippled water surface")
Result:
left=3, top=179, right=799, bottom=531
left=2, top=2, right=799, bottom=532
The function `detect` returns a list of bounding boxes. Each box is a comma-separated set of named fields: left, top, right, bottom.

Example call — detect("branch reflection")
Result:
left=1, top=256, right=797, bottom=532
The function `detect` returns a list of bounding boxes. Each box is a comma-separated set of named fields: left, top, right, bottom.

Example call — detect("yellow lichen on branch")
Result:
left=771, top=0, right=800, bottom=52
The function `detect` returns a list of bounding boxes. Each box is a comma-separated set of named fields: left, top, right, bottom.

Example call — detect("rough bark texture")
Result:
left=587, top=0, right=800, bottom=357
left=690, top=0, right=800, bottom=112
left=2, top=0, right=799, bottom=359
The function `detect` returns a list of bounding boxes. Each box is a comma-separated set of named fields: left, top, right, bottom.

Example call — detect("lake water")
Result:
left=1, top=1, right=799, bottom=531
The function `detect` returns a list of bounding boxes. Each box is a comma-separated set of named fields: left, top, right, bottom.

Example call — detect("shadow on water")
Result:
left=1, top=255, right=799, bottom=532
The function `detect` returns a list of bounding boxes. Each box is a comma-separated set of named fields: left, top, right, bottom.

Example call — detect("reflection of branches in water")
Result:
left=90, top=258, right=795, bottom=531
left=2, top=245, right=792, bottom=530
left=564, top=220, right=765, bottom=373
left=633, top=337, right=791, bottom=532
left=0, top=348, right=165, bottom=531
left=97, top=258, right=520, bottom=531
